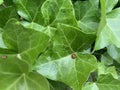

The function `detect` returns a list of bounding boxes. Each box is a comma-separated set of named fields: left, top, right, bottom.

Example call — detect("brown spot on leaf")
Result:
left=1, top=55, right=7, bottom=59
left=71, top=53, right=77, bottom=59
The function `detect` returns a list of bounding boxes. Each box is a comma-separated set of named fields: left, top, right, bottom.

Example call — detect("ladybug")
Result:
left=71, top=53, right=77, bottom=59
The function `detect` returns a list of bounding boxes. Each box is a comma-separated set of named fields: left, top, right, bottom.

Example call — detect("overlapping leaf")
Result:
left=82, top=83, right=99, bottom=90
left=0, top=54, right=49, bottom=90
left=1, top=0, right=120, bottom=90
left=96, top=74, right=120, bottom=90
left=98, top=63, right=118, bottom=79
left=0, top=18, right=50, bottom=90
left=74, top=0, right=99, bottom=33
left=53, top=24, right=95, bottom=55
left=13, top=0, right=45, bottom=25
left=14, top=0, right=78, bottom=27
left=41, top=0, right=78, bottom=26
left=107, top=44, right=120, bottom=64
left=34, top=53, right=97, bottom=90
left=0, top=6, right=18, bottom=28
left=94, top=0, right=120, bottom=51
left=0, top=54, right=29, bottom=74
left=105, top=0, right=118, bottom=13
left=2, top=19, right=50, bottom=64
left=49, top=80, right=71, bottom=90
left=101, top=53, right=113, bottom=66
left=22, top=22, right=57, bottom=38
left=0, top=71, right=50, bottom=90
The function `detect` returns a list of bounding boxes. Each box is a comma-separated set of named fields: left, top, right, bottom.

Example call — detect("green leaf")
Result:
left=95, top=18, right=120, bottom=50
left=41, top=0, right=78, bottom=27
left=105, top=0, right=118, bottom=13
left=34, top=53, right=97, bottom=90
left=0, top=54, right=29, bottom=73
left=0, top=48, right=16, bottom=54
left=49, top=80, right=71, bottom=90
left=23, top=22, right=57, bottom=38
left=98, top=63, right=118, bottom=79
left=13, top=0, right=45, bottom=25
left=2, top=19, right=50, bottom=64
left=96, top=74, right=120, bottom=90
left=0, top=30, right=7, bottom=48
left=0, top=54, right=50, bottom=90
left=94, top=0, right=120, bottom=51
left=0, top=6, right=18, bottom=28
left=82, top=82, right=99, bottom=90
left=0, top=0, right=3, bottom=5
left=0, top=72, right=50, bottom=90
left=4, top=0, right=13, bottom=6
left=107, top=44, right=120, bottom=64
left=74, top=0, right=99, bottom=33
left=107, top=8, right=120, bottom=18
left=101, top=53, right=113, bottom=66
left=54, top=24, right=95, bottom=54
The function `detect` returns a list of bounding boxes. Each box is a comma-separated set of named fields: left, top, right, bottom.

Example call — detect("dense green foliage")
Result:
left=0, top=0, right=120, bottom=90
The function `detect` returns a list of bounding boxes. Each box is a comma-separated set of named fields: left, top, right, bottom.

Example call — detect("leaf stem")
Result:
left=97, top=0, right=106, bottom=36
left=2, top=3, right=7, bottom=8
left=92, top=0, right=107, bottom=52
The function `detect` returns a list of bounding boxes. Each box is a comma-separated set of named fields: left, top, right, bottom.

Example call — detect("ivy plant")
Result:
left=0, top=0, right=120, bottom=90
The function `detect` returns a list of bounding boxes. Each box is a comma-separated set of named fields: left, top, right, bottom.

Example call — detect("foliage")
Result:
left=0, top=0, right=120, bottom=90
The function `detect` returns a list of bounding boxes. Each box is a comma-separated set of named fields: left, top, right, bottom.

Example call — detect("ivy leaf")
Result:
left=13, top=0, right=78, bottom=27
left=49, top=80, right=71, bottom=90
left=97, top=63, right=118, bottom=79
left=105, top=0, right=118, bottom=13
left=82, top=83, right=99, bottom=90
left=13, top=0, right=45, bottom=25
left=95, top=18, right=120, bottom=50
left=74, top=0, right=99, bottom=33
left=0, top=0, right=3, bottom=5
left=0, top=72, right=50, bottom=90
left=96, top=74, right=120, bottom=90
left=41, top=0, right=78, bottom=27
left=107, top=44, right=120, bottom=64
left=101, top=53, right=113, bottom=66
left=34, top=53, right=97, bottom=90
left=0, top=54, right=29, bottom=73
left=22, top=22, right=57, bottom=38
left=0, top=6, right=18, bottom=28
left=107, top=8, right=120, bottom=18
left=4, top=0, right=13, bottom=6
left=0, top=30, right=6, bottom=48
left=53, top=24, right=95, bottom=55
left=2, top=19, right=50, bottom=64
left=94, top=0, right=120, bottom=51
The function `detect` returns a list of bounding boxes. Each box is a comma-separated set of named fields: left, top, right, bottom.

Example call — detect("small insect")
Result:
left=71, top=53, right=77, bottom=59
left=1, top=55, right=7, bottom=59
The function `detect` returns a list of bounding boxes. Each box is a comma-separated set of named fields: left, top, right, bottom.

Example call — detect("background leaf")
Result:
left=74, top=0, right=99, bottom=33
left=0, top=0, right=3, bottom=5
left=96, top=74, right=120, bottom=90
left=107, top=44, right=120, bottom=64
left=41, top=0, right=77, bottom=27
left=94, top=0, right=120, bottom=50
left=0, top=72, right=50, bottom=90
left=13, top=0, right=45, bottom=25
left=82, top=83, right=99, bottom=90
left=105, top=0, right=118, bottom=13
left=0, top=6, right=18, bottom=28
